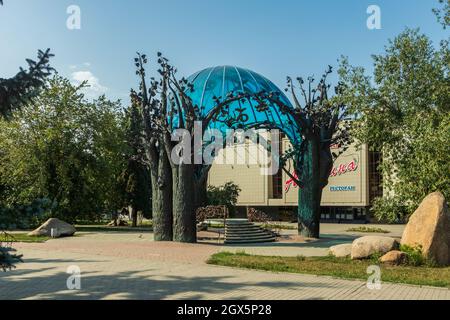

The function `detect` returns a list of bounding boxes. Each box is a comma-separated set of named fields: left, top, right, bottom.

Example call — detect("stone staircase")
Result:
left=224, top=219, right=276, bottom=244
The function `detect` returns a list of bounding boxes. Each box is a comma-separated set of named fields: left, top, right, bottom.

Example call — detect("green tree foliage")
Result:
left=0, top=1, right=54, bottom=271
left=338, top=29, right=449, bottom=222
left=207, top=182, right=241, bottom=214
left=0, top=49, right=54, bottom=119
left=0, top=77, right=127, bottom=223
left=433, top=0, right=450, bottom=29
left=118, top=103, right=152, bottom=226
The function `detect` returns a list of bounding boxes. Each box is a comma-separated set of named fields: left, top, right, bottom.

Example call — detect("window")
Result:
left=368, top=151, right=383, bottom=202
left=270, top=133, right=284, bottom=199
left=271, top=169, right=283, bottom=199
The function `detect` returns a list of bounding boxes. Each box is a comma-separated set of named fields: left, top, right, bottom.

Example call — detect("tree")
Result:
left=131, top=53, right=173, bottom=240
left=0, top=232, right=22, bottom=272
left=338, top=28, right=449, bottom=222
left=255, top=69, right=351, bottom=238
left=0, top=1, right=54, bottom=271
left=207, top=182, right=241, bottom=215
left=132, top=53, right=247, bottom=242
left=0, top=49, right=54, bottom=119
left=118, top=103, right=152, bottom=227
left=433, top=0, right=450, bottom=29
left=0, top=77, right=126, bottom=222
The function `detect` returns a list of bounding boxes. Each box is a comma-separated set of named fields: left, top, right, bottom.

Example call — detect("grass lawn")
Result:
left=207, top=252, right=450, bottom=288
left=0, top=233, right=50, bottom=243
left=346, top=226, right=390, bottom=233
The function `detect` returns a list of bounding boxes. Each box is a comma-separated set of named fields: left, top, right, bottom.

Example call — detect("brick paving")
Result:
left=0, top=228, right=448, bottom=300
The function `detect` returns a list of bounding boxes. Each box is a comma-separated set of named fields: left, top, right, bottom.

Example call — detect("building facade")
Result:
left=208, top=136, right=382, bottom=222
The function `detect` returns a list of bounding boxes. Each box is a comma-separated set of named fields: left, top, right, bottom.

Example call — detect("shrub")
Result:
left=247, top=207, right=271, bottom=223
left=207, top=182, right=241, bottom=214
left=0, top=198, right=55, bottom=230
left=370, top=197, right=410, bottom=223
left=369, top=251, right=385, bottom=264
left=346, top=226, right=390, bottom=233
left=196, top=206, right=227, bottom=223
left=399, top=244, right=427, bottom=266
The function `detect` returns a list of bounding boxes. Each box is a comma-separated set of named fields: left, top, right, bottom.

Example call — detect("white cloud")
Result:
left=83, top=62, right=91, bottom=67
left=71, top=70, right=108, bottom=98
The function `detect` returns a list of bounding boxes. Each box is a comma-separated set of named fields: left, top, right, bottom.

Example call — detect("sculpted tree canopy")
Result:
left=132, top=53, right=250, bottom=242
left=255, top=68, right=352, bottom=238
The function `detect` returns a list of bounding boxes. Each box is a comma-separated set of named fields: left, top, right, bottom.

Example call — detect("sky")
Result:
left=0, top=0, right=447, bottom=103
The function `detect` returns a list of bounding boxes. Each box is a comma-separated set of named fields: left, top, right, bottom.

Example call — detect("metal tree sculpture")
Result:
left=132, top=53, right=248, bottom=243
left=255, top=66, right=352, bottom=238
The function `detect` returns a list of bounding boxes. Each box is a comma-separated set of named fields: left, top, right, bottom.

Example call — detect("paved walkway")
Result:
left=1, top=225, right=448, bottom=300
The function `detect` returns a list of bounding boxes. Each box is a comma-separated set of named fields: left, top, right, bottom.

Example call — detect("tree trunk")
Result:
left=151, top=149, right=173, bottom=241
left=297, top=138, right=322, bottom=238
left=194, top=171, right=208, bottom=212
left=131, top=207, right=137, bottom=227
left=172, top=163, right=196, bottom=243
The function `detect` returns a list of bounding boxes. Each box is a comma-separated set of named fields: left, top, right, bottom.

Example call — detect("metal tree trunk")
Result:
left=194, top=174, right=208, bottom=212
left=297, top=138, right=322, bottom=238
left=172, top=163, right=196, bottom=243
left=151, top=150, right=173, bottom=241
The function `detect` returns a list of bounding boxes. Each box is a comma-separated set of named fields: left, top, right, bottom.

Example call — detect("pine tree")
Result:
left=0, top=232, right=23, bottom=272
left=0, top=48, right=54, bottom=118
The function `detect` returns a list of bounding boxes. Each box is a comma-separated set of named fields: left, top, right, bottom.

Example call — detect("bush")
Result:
left=196, top=206, right=227, bottom=223
left=370, top=197, right=410, bottom=223
left=0, top=198, right=55, bottom=230
left=207, top=182, right=241, bottom=214
left=247, top=207, right=271, bottom=223
left=399, top=244, right=428, bottom=267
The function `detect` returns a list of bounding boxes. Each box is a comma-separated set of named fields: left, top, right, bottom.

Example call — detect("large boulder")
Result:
left=380, top=250, right=407, bottom=265
left=28, top=218, right=76, bottom=238
left=351, top=236, right=398, bottom=259
left=401, top=192, right=450, bottom=266
left=329, top=243, right=352, bottom=258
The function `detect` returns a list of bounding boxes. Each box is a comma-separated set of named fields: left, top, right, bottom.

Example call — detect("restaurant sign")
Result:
left=285, top=158, right=359, bottom=192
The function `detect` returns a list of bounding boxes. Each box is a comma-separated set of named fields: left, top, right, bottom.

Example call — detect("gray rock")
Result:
left=28, top=218, right=76, bottom=238
left=351, top=236, right=398, bottom=259
left=329, top=243, right=352, bottom=257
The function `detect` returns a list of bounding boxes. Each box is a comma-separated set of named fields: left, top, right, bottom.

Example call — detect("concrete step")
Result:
left=224, top=237, right=276, bottom=244
left=226, top=219, right=251, bottom=224
left=225, top=230, right=269, bottom=236
left=225, top=222, right=255, bottom=227
left=226, top=228, right=272, bottom=234
left=225, top=229, right=262, bottom=234
left=225, top=229, right=272, bottom=235
left=224, top=220, right=276, bottom=244
left=226, top=234, right=273, bottom=240
left=225, top=225, right=261, bottom=230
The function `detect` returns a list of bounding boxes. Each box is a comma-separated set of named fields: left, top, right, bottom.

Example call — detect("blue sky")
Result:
left=0, top=0, right=447, bottom=103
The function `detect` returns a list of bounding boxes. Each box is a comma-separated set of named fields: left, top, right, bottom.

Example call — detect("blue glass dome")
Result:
left=185, top=66, right=299, bottom=142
